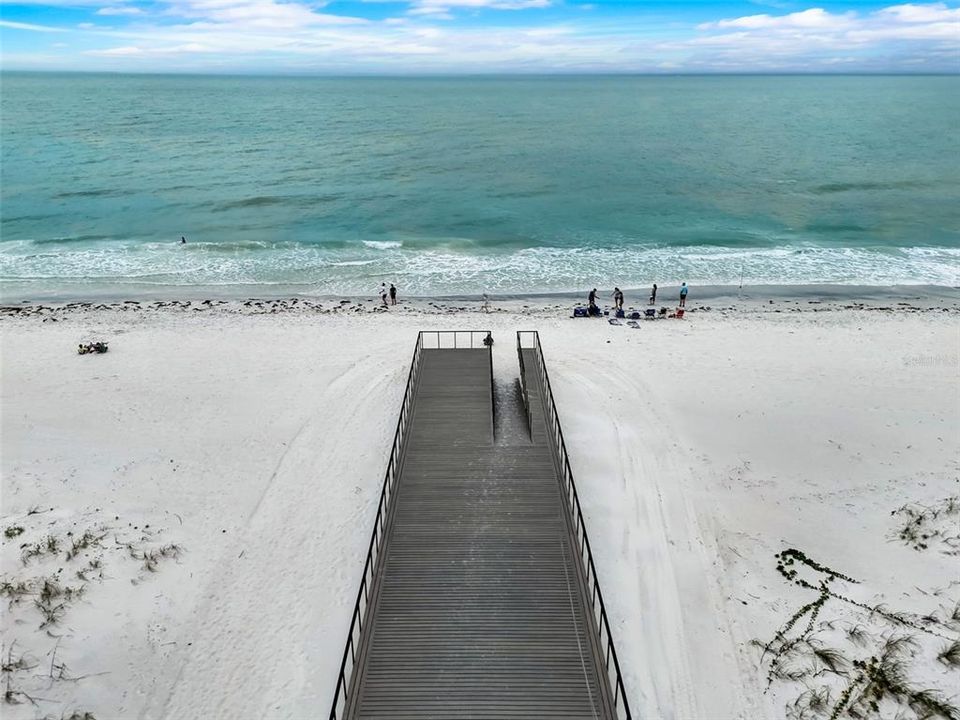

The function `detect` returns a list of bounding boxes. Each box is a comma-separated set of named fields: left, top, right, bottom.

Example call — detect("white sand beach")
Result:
left=2, top=297, right=958, bottom=719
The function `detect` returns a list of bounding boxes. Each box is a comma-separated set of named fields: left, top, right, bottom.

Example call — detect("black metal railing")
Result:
left=329, top=329, right=492, bottom=719
left=516, top=333, right=533, bottom=435
left=516, top=330, right=633, bottom=720
left=328, top=331, right=424, bottom=720
left=419, top=330, right=495, bottom=439
left=419, top=329, right=492, bottom=350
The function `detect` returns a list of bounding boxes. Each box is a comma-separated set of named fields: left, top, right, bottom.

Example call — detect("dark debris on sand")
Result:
left=1, top=297, right=958, bottom=322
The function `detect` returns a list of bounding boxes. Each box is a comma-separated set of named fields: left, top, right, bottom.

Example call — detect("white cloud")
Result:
left=88, top=44, right=144, bottom=54
left=699, top=8, right=857, bottom=31
left=96, top=6, right=145, bottom=14
left=416, top=0, right=550, bottom=7
left=77, top=17, right=628, bottom=69
left=696, top=2, right=960, bottom=40
left=0, top=19, right=69, bottom=32
left=0, top=0, right=110, bottom=5
left=408, top=0, right=550, bottom=16
left=407, top=6, right=453, bottom=18
left=846, top=21, right=959, bottom=41
left=158, top=0, right=368, bottom=28
left=876, top=2, right=960, bottom=23
left=677, top=2, right=960, bottom=68
left=4, top=0, right=958, bottom=72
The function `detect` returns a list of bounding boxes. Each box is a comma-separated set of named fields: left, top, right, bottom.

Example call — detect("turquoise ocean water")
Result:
left=1, top=74, right=958, bottom=299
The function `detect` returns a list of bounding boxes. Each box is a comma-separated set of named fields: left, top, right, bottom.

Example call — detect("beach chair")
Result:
left=644, top=308, right=656, bottom=320
left=608, top=318, right=622, bottom=326
left=668, top=309, right=685, bottom=319
left=627, top=320, right=640, bottom=329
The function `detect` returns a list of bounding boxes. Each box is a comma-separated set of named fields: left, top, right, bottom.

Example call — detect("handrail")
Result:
left=420, top=329, right=495, bottom=440
left=329, top=329, right=494, bottom=719
left=419, top=330, right=492, bottom=350
left=516, top=333, right=533, bottom=437
left=516, top=331, right=633, bottom=720
left=328, top=331, right=425, bottom=720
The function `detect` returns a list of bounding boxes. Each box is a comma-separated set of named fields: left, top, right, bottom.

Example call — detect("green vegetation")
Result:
left=760, top=546, right=960, bottom=720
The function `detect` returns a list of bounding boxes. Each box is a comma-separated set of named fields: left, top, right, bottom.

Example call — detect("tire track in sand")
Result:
left=549, top=349, right=756, bottom=719
left=147, top=353, right=400, bottom=720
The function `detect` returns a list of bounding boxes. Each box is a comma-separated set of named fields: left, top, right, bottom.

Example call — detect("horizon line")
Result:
left=4, top=69, right=960, bottom=78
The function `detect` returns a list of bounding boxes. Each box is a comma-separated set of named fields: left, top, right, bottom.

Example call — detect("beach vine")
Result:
left=758, top=547, right=960, bottom=720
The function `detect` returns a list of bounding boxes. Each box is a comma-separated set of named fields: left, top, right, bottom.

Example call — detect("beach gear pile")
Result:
left=572, top=306, right=682, bottom=320
left=78, top=342, right=109, bottom=355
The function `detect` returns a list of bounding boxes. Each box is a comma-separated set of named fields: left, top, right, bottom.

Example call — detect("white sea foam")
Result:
left=362, top=241, right=403, bottom=250
left=1, top=243, right=958, bottom=300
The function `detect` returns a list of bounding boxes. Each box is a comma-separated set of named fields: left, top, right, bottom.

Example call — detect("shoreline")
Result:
left=2, top=283, right=959, bottom=320
left=2, top=283, right=959, bottom=307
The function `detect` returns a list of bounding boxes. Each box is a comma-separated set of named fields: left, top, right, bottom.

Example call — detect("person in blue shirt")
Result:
left=679, top=282, right=689, bottom=308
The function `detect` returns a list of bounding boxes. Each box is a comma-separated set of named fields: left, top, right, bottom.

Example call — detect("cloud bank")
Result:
left=1, top=1, right=957, bottom=72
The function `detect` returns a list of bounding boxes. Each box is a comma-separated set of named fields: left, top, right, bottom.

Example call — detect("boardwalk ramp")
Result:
left=330, top=331, right=631, bottom=720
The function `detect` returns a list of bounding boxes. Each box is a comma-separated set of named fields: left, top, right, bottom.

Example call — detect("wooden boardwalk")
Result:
left=342, top=345, right=616, bottom=719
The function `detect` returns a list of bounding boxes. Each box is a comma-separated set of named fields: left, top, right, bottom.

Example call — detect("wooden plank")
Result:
left=346, top=346, right=614, bottom=719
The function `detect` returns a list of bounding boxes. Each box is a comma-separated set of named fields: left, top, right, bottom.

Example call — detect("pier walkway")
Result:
left=330, top=331, right=630, bottom=720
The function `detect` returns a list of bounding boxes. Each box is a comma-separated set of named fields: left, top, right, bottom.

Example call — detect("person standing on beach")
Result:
left=650, top=283, right=657, bottom=305
left=389, top=284, right=397, bottom=306
left=379, top=283, right=388, bottom=307
left=679, top=282, right=689, bottom=307
left=588, top=288, right=598, bottom=315
left=612, top=287, right=624, bottom=310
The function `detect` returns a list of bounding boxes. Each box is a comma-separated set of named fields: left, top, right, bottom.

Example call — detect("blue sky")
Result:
left=1, top=0, right=958, bottom=72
